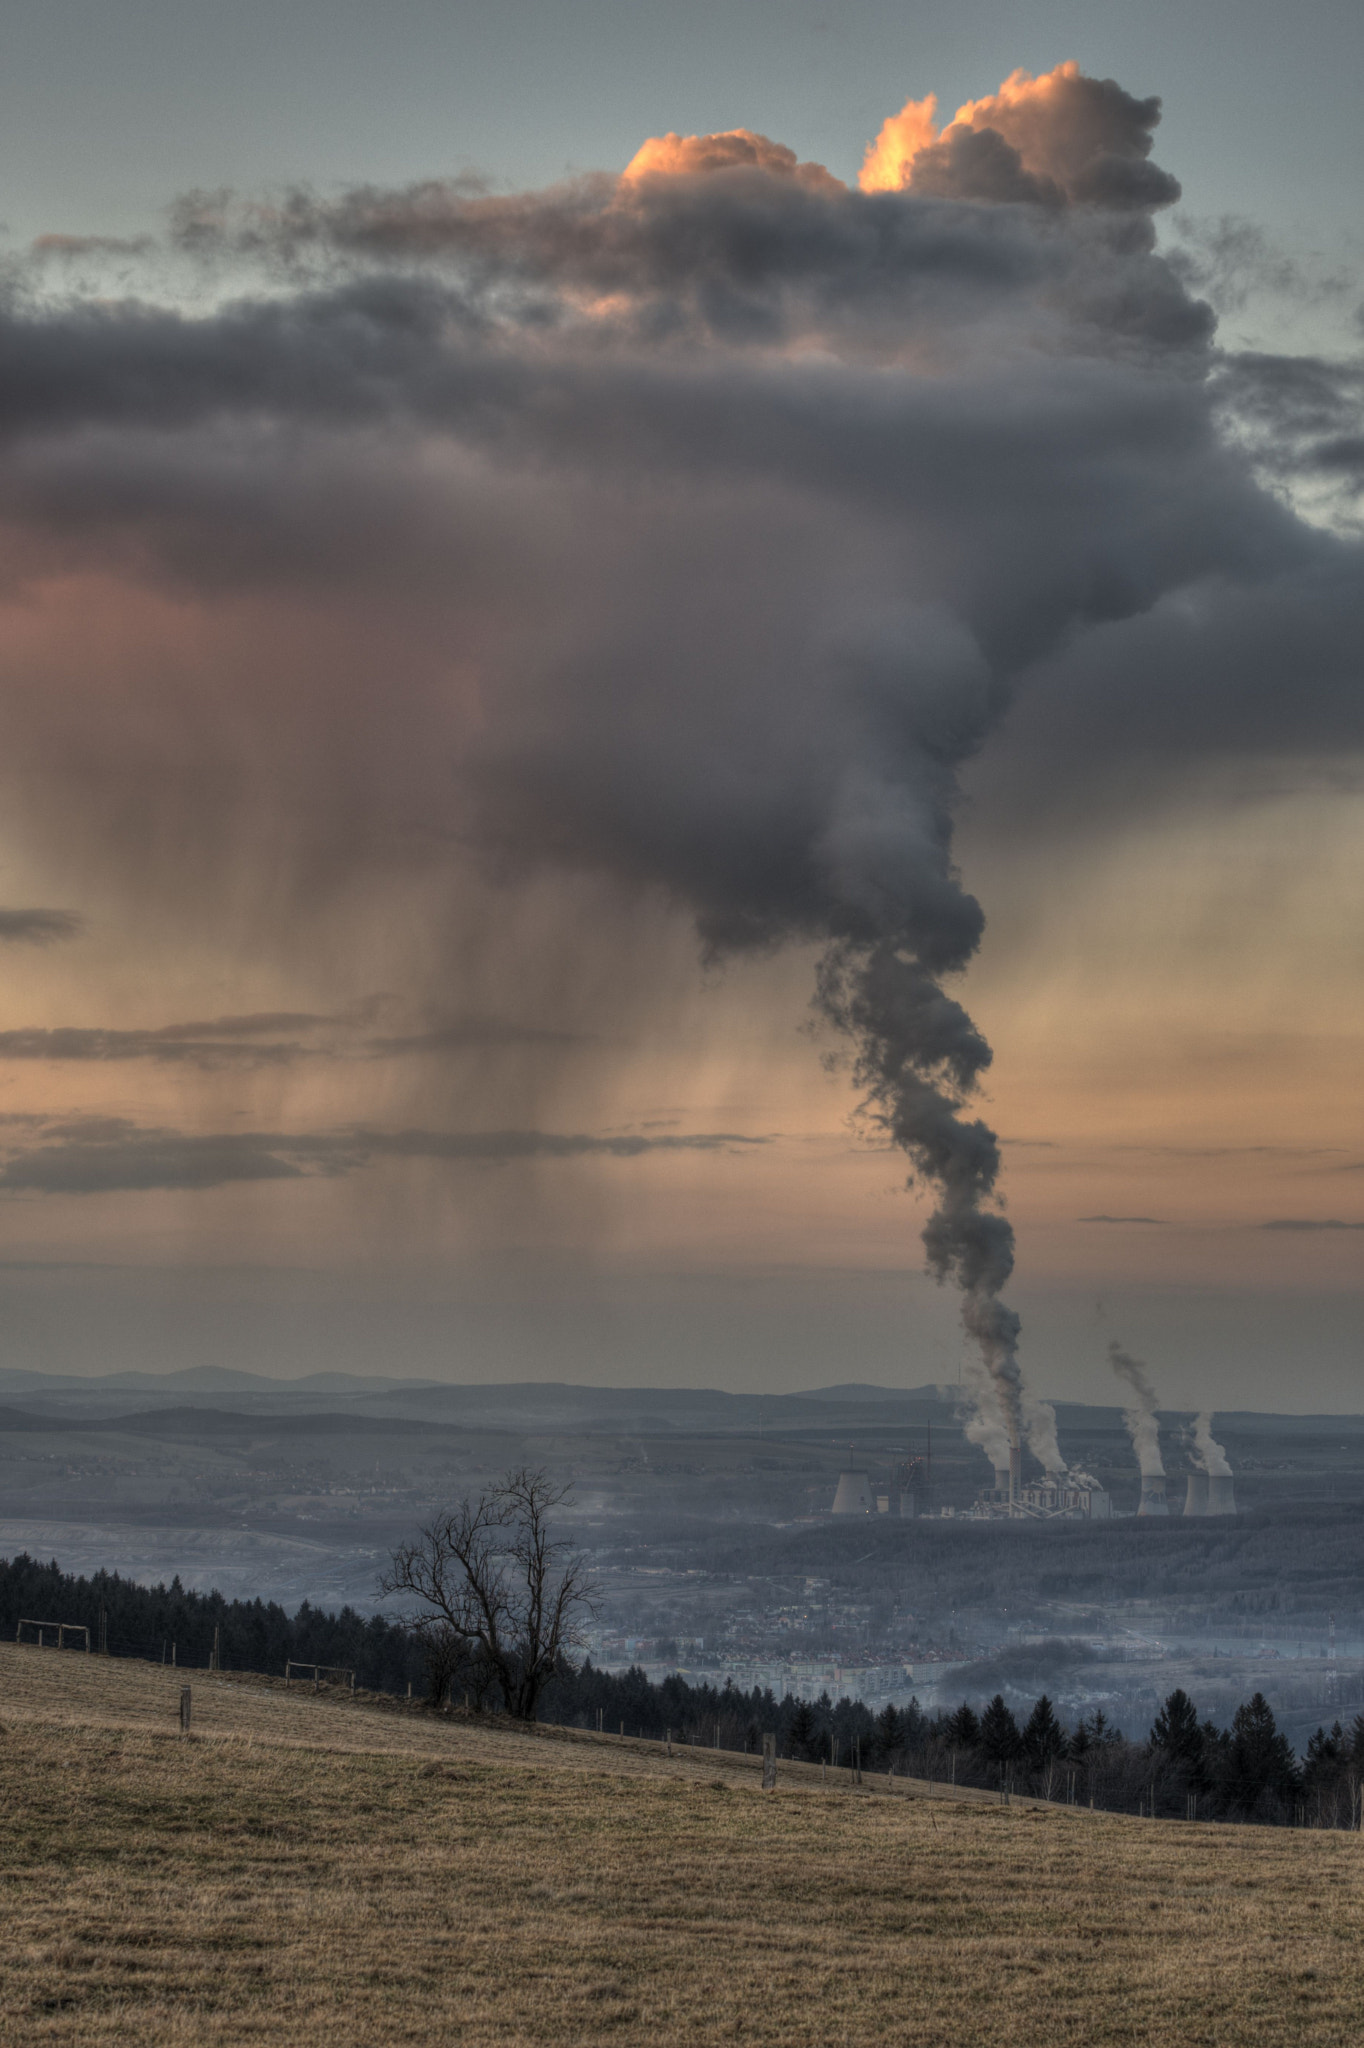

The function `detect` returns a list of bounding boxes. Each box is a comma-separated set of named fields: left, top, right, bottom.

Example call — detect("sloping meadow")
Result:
left=0, top=1643, right=1360, bottom=2044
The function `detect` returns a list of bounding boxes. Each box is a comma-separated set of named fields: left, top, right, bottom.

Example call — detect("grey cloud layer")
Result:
left=0, top=909, right=84, bottom=944
left=0, top=1120, right=766, bottom=1195
left=0, top=1011, right=583, bottom=1069
left=1262, top=1217, right=1364, bottom=1231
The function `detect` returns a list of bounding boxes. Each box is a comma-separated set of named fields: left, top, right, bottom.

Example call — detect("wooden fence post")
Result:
left=762, top=1732, right=777, bottom=1791
left=179, top=1687, right=192, bottom=1734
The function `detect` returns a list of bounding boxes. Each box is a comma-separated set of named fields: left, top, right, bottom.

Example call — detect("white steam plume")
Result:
left=957, top=1355, right=1011, bottom=1468
left=1022, top=1391, right=1066, bottom=1476
left=1192, top=1411, right=1231, bottom=1476
left=1108, top=1340, right=1165, bottom=1477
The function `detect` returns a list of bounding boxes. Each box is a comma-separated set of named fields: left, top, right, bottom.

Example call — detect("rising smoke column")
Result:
left=0, top=62, right=1354, bottom=1405
left=1109, top=1340, right=1165, bottom=1476
left=816, top=941, right=1025, bottom=1454
left=1192, top=1411, right=1231, bottom=1475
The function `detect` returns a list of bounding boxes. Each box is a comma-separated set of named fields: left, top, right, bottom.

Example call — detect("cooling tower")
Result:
left=1183, top=1473, right=1209, bottom=1517
left=1206, top=1473, right=1237, bottom=1515
left=831, top=1469, right=873, bottom=1515
left=993, top=1464, right=1011, bottom=1499
left=1137, top=1477, right=1169, bottom=1516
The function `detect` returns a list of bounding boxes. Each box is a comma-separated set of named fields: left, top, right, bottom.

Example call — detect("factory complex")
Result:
left=829, top=1420, right=1236, bottom=1521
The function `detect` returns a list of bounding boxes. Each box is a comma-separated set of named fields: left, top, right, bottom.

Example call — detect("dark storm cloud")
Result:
left=161, top=173, right=1205, bottom=357
left=1214, top=351, right=1364, bottom=489
left=0, top=1119, right=767, bottom=1194
left=0, top=65, right=1359, bottom=1454
left=0, top=909, right=84, bottom=944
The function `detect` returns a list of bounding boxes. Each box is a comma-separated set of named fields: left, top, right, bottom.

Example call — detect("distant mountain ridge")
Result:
left=0, top=1366, right=1359, bottom=1432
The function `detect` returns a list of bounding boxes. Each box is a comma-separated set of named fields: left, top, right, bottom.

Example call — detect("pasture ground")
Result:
left=0, top=1640, right=1359, bottom=2044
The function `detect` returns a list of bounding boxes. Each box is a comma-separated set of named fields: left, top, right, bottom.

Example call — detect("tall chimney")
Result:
left=1137, top=1476, right=1169, bottom=1517
left=1206, top=1473, right=1236, bottom=1516
left=1008, top=1444, right=1021, bottom=1505
left=1183, top=1473, right=1208, bottom=1517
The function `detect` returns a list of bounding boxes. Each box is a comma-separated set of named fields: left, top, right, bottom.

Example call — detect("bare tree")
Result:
left=381, top=1468, right=593, bottom=1720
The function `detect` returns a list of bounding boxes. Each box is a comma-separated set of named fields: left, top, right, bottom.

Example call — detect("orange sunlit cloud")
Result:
left=622, top=127, right=843, bottom=192
left=858, top=93, right=941, bottom=194
left=859, top=62, right=1089, bottom=194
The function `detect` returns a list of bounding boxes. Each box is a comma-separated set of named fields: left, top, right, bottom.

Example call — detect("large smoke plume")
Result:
left=0, top=60, right=1358, bottom=1396
left=1109, top=1340, right=1165, bottom=1478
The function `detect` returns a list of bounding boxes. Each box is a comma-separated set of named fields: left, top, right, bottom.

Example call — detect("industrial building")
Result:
left=830, top=1439, right=931, bottom=1517
left=967, top=1461, right=1111, bottom=1520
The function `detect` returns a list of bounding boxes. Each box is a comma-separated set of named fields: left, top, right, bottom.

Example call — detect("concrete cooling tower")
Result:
left=1137, top=1477, right=1169, bottom=1516
left=831, top=1469, right=873, bottom=1515
left=1206, top=1473, right=1237, bottom=1515
left=1183, top=1473, right=1209, bottom=1517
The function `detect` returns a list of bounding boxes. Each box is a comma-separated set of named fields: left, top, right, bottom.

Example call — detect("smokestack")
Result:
left=1138, top=1476, right=1169, bottom=1517
left=1183, top=1472, right=1208, bottom=1517
left=1009, top=1444, right=1021, bottom=1504
left=1206, top=1473, right=1237, bottom=1515
left=993, top=1463, right=1011, bottom=1498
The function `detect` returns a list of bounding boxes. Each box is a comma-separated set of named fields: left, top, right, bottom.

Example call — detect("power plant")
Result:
left=827, top=1398, right=1232, bottom=1521
left=971, top=1462, right=1111, bottom=1520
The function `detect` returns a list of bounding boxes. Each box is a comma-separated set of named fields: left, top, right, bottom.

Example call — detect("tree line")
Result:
left=5, top=1547, right=1358, bottom=1828
left=0, top=1551, right=427, bottom=1694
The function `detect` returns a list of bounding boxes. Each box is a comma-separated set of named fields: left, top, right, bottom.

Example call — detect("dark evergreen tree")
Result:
left=1149, top=1689, right=1201, bottom=1764
left=787, top=1700, right=819, bottom=1760
left=1021, top=1694, right=1067, bottom=1769
left=1219, top=1693, right=1299, bottom=1815
left=873, top=1703, right=902, bottom=1763
left=1304, top=1724, right=1341, bottom=1775
left=945, top=1702, right=980, bottom=1748
left=978, top=1694, right=1022, bottom=1765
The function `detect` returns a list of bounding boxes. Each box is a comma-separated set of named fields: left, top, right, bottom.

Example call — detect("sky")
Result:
left=0, top=1, right=1360, bottom=1416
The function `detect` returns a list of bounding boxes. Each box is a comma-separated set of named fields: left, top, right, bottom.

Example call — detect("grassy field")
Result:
left=1, top=1643, right=1361, bottom=2044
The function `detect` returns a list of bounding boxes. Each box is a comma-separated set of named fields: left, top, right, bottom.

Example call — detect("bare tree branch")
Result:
left=380, top=1467, right=595, bottom=1718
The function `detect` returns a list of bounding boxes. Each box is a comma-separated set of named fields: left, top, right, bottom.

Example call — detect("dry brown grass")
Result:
left=1, top=1641, right=1360, bottom=2044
